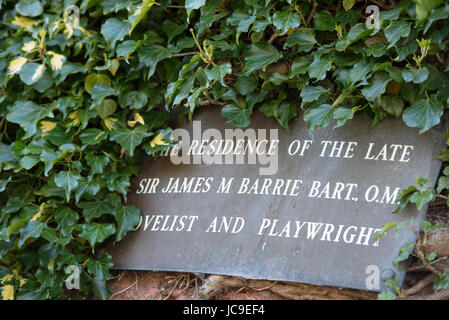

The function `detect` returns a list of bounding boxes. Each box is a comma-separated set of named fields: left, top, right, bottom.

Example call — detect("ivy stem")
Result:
left=306, top=0, right=318, bottom=27
left=172, top=51, right=199, bottom=58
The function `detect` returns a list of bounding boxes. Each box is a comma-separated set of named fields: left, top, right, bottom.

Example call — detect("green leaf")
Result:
left=300, top=86, right=328, bottom=103
left=221, top=104, right=251, bottom=127
left=86, top=153, right=110, bottom=174
left=96, top=99, right=117, bottom=119
left=185, top=0, right=206, bottom=20
left=285, top=28, right=317, bottom=52
left=343, top=0, right=356, bottom=11
left=379, top=96, right=404, bottom=117
left=138, top=45, right=172, bottom=78
left=19, top=63, right=45, bottom=85
left=91, top=279, right=111, bottom=300
left=393, top=241, right=415, bottom=268
left=424, top=4, right=449, bottom=32
left=403, top=95, right=444, bottom=133
left=304, top=104, right=334, bottom=133
left=19, top=221, right=44, bottom=248
left=384, top=20, right=411, bottom=48
left=402, top=67, right=429, bottom=84
left=110, top=126, right=151, bottom=156
left=79, top=129, right=107, bottom=146
left=415, top=0, right=443, bottom=21
left=54, top=206, right=79, bottom=229
left=128, top=0, right=155, bottom=36
left=101, top=18, right=130, bottom=49
left=333, top=106, right=359, bottom=128
left=361, top=72, right=390, bottom=102
left=273, top=11, right=301, bottom=35
left=434, top=272, right=449, bottom=291
left=79, top=223, right=116, bottom=248
left=0, top=143, right=15, bottom=166
left=410, top=189, right=436, bottom=210
left=206, top=63, right=232, bottom=87
left=74, top=177, right=101, bottom=203
left=78, top=193, right=120, bottom=222
left=15, top=0, right=43, bottom=17
left=114, top=205, right=141, bottom=242
left=313, top=10, right=335, bottom=31
left=119, top=91, right=148, bottom=110
left=54, top=170, right=82, bottom=201
left=276, top=102, right=297, bottom=131
left=309, top=54, right=333, bottom=81
left=7, top=101, right=55, bottom=138
left=243, top=43, right=281, bottom=75
left=86, top=253, right=114, bottom=281
left=84, top=74, right=111, bottom=94
left=378, top=290, right=397, bottom=300
left=291, top=56, right=313, bottom=75
left=234, top=75, right=258, bottom=96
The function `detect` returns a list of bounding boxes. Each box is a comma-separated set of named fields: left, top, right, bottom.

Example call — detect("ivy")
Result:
left=0, top=0, right=449, bottom=300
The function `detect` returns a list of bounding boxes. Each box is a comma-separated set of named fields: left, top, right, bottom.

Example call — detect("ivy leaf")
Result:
left=101, top=18, right=130, bottom=49
left=384, top=20, right=411, bottom=48
left=221, top=104, right=252, bottom=127
left=402, top=67, right=429, bottom=84
left=79, top=223, right=116, bottom=249
left=128, top=0, right=155, bottom=35
left=84, top=74, right=111, bottom=94
left=138, top=45, right=172, bottom=78
left=54, top=170, right=82, bottom=201
left=54, top=206, right=79, bottom=229
left=206, top=63, right=232, bottom=87
left=361, top=72, right=390, bottom=102
left=78, top=194, right=120, bottom=222
left=309, top=54, right=333, bottom=81
left=96, top=99, right=117, bottom=119
left=343, top=0, right=356, bottom=11
left=91, top=279, right=110, bottom=300
left=74, top=177, right=101, bottom=203
left=273, top=11, right=301, bottom=35
left=79, top=129, right=107, bottom=146
left=304, top=104, right=334, bottom=133
left=424, top=4, right=449, bottom=33
left=185, top=0, right=206, bottom=21
left=15, top=0, right=43, bottom=17
left=242, top=43, right=281, bottom=75
left=119, top=91, right=148, bottom=110
left=434, top=272, right=449, bottom=291
left=379, top=96, right=404, bottom=117
left=114, top=205, right=141, bottom=242
left=415, top=0, right=443, bottom=21
left=19, top=62, right=45, bottom=85
left=300, top=86, right=328, bottom=103
left=285, top=28, right=317, bottom=52
left=410, top=189, right=436, bottom=210
left=276, top=102, right=297, bottom=131
left=403, top=95, right=444, bottom=133
left=110, top=126, right=151, bottom=156
left=313, top=10, right=335, bottom=31
left=7, top=101, right=55, bottom=138
left=393, top=241, right=415, bottom=268
left=86, top=253, right=114, bottom=281
left=19, top=221, right=44, bottom=248
left=86, top=153, right=110, bottom=174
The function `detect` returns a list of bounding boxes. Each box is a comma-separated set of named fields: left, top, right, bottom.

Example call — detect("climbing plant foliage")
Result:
left=0, top=0, right=449, bottom=300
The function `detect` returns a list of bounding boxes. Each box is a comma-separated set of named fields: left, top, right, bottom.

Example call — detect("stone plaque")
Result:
left=107, top=108, right=446, bottom=291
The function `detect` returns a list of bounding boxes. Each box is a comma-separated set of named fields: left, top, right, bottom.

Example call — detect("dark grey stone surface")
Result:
left=107, top=108, right=446, bottom=292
